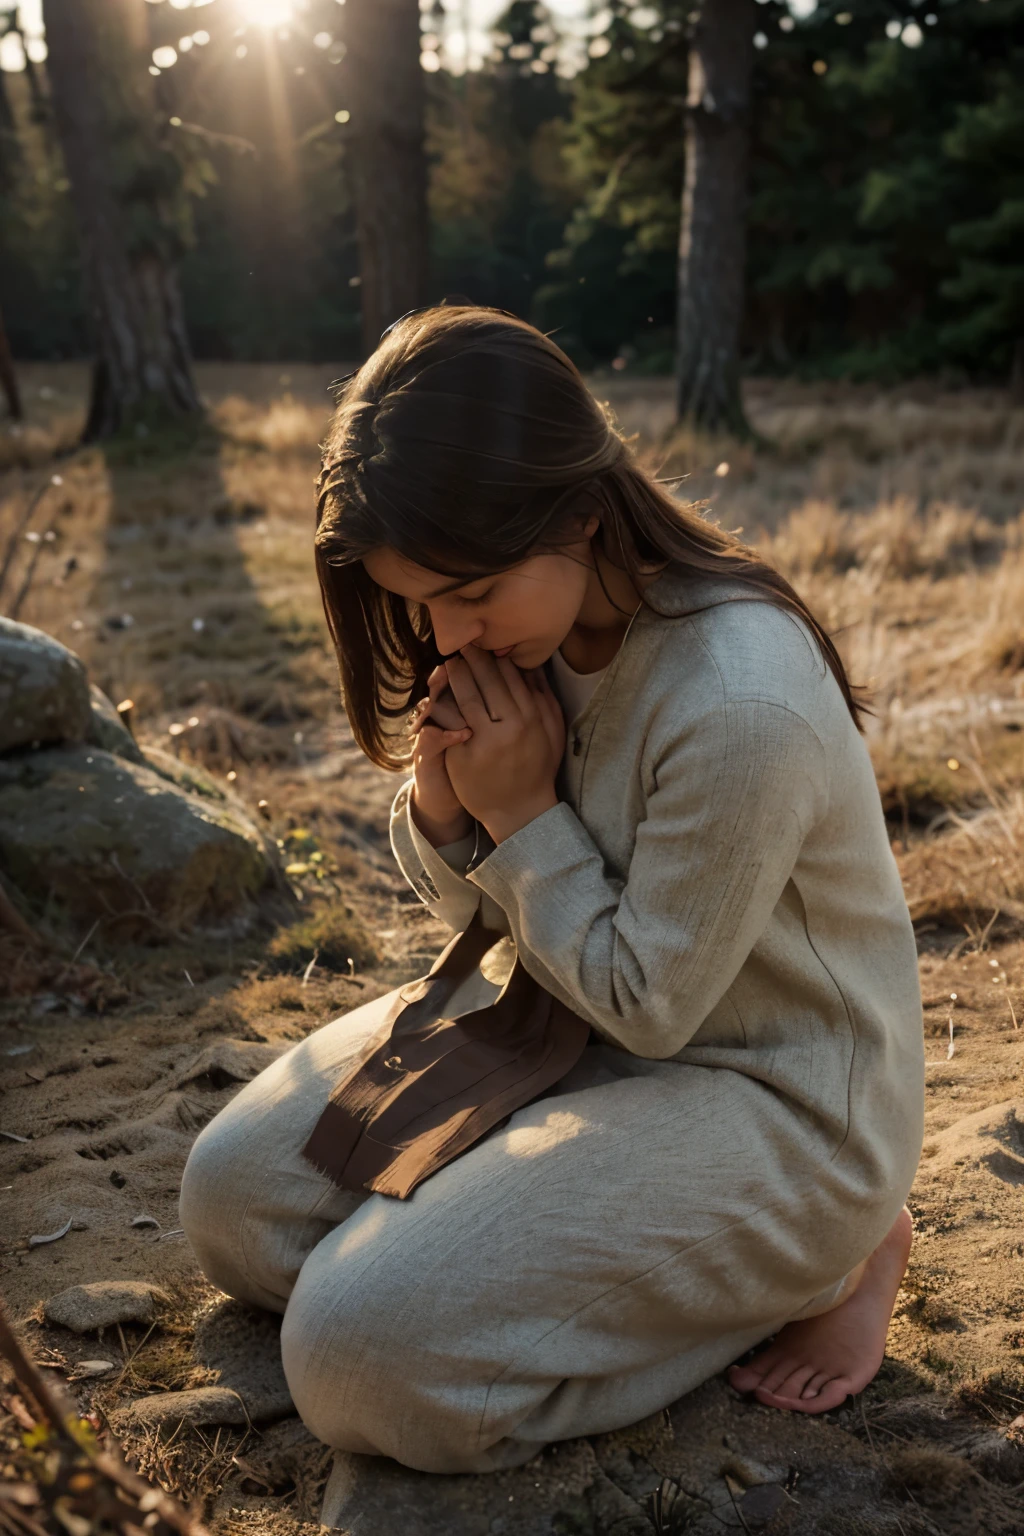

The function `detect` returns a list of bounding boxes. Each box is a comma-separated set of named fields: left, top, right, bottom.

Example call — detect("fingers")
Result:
left=446, top=648, right=512, bottom=726
left=444, top=655, right=486, bottom=726
left=414, top=721, right=471, bottom=760
left=409, top=667, right=463, bottom=736
left=427, top=664, right=449, bottom=701
left=494, top=655, right=536, bottom=714
left=426, top=687, right=469, bottom=733
left=452, top=643, right=533, bottom=723
left=408, top=697, right=432, bottom=735
left=459, top=645, right=517, bottom=718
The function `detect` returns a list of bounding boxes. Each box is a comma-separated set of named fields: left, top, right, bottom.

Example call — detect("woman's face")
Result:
left=363, top=517, right=599, bottom=669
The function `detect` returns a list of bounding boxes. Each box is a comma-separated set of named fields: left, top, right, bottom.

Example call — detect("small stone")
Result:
left=720, top=1453, right=787, bottom=1488
left=739, top=1483, right=790, bottom=1526
left=44, top=1280, right=167, bottom=1334
left=116, top=1387, right=250, bottom=1431
left=85, top=683, right=144, bottom=764
left=70, top=1360, right=116, bottom=1380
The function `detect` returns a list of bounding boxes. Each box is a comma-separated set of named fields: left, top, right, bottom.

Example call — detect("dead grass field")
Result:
left=1, top=364, right=1023, bottom=1535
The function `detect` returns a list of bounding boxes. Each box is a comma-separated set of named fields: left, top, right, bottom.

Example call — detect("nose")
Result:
left=429, top=611, right=485, bottom=657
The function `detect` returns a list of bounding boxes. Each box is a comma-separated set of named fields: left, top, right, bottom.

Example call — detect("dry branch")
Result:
left=0, top=876, right=43, bottom=949
left=0, top=1301, right=212, bottom=1536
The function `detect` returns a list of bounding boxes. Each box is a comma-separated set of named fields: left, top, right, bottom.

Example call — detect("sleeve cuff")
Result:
left=388, top=779, right=506, bottom=934
left=467, top=801, right=595, bottom=902
left=429, top=831, right=477, bottom=874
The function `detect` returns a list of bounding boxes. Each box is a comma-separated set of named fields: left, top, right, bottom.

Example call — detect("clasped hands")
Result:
left=410, top=644, right=565, bottom=845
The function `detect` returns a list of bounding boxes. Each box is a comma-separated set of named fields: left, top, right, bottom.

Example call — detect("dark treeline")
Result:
left=1, top=0, right=1021, bottom=383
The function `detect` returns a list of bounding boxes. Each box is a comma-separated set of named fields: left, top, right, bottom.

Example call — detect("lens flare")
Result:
left=239, top=0, right=294, bottom=27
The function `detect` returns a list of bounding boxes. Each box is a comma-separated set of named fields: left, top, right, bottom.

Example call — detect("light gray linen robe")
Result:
left=181, top=566, right=925, bottom=1475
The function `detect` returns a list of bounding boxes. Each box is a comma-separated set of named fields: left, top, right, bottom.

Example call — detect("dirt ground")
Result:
left=1, top=365, right=1023, bottom=1534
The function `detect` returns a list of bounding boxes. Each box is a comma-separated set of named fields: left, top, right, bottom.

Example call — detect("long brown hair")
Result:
left=315, top=304, right=865, bottom=771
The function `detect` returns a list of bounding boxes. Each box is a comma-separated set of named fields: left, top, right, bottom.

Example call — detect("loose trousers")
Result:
left=180, top=985, right=887, bottom=1474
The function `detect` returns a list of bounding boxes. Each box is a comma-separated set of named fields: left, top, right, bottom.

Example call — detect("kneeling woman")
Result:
left=181, top=307, right=924, bottom=1476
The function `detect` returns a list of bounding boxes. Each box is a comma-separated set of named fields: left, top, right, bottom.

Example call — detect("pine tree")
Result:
left=532, top=1, right=686, bottom=368
left=675, top=0, right=756, bottom=432
left=41, top=0, right=202, bottom=439
left=340, top=0, right=429, bottom=354
left=941, top=62, right=1024, bottom=389
left=429, top=1, right=574, bottom=317
left=0, top=303, right=20, bottom=421
left=543, top=0, right=1024, bottom=385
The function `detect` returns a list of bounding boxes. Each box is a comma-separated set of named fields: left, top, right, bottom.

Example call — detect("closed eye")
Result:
left=456, top=588, right=493, bottom=607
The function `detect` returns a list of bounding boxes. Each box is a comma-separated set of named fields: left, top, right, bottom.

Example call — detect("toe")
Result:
left=807, top=1376, right=854, bottom=1412
left=728, top=1343, right=785, bottom=1394
left=727, top=1364, right=762, bottom=1392
left=800, top=1371, right=833, bottom=1400
left=774, top=1364, right=818, bottom=1401
left=758, top=1357, right=802, bottom=1397
left=755, top=1374, right=854, bottom=1415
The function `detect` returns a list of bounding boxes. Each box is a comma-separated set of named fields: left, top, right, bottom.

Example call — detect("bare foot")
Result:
left=727, top=1207, right=913, bottom=1414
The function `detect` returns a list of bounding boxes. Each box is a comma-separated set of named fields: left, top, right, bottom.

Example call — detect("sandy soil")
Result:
left=1, top=371, right=1023, bottom=1533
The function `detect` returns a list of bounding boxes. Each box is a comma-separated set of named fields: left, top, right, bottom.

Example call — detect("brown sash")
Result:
left=302, top=911, right=592, bottom=1200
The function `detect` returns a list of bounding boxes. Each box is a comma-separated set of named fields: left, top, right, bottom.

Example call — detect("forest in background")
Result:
left=2, top=2, right=1024, bottom=1531
left=1, top=0, right=1022, bottom=383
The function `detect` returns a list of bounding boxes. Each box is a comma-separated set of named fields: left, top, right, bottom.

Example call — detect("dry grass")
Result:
left=2, top=363, right=1023, bottom=1536
left=266, top=904, right=381, bottom=975
left=3, top=366, right=1023, bottom=947
left=901, top=791, right=1024, bottom=933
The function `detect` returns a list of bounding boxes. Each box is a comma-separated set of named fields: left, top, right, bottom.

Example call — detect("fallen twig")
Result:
left=0, top=479, right=52, bottom=606
left=69, top=918, right=100, bottom=966
left=0, top=1299, right=212, bottom=1536
left=8, top=515, right=58, bottom=622
left=0, top=876, right=44, bottom=949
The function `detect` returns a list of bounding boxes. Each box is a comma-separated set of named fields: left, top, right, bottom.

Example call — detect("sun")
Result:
left=238, top=0, right=294, bottom=28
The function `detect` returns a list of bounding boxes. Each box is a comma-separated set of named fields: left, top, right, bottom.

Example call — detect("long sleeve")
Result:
left=389, top=778, right=507, bottom=936
left=466, top=695, right=829, bottom=1058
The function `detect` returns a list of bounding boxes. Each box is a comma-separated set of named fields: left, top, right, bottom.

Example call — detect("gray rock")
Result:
left=117, top=1387, right=251, bottom=1431
left=144, top=745, right=235, bottom=802
left=0, top=744, right=270, bottom=932
left=86, top=684, right=144, bottom=764
left=719, top=1453, right=787, bottom=1489
left=44, top=1280, right=168, bottom=1334
left=320, top=1442, right=647, bottom=1536
left=595, top=1379, right=889, bottom=1533
left=192, top=1298, right=294, bottom=1422
left=0, top=617, right=91, bottom=754
left=737, top=1483, right=789, bottom=1528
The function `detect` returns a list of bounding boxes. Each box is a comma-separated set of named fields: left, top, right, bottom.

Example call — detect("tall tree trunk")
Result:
left=341, top=0, right=429, bottom=356
left=0, top=57, right=15, bottom=146
left=0, top=304, right=21, bottom=421
left=0, top=59, right=19, bottom=191
left=675, top=0, right=755, bottom=435
left=13, top=19, right=50, bottom=124
left=41, top=0, right=202, bottom=440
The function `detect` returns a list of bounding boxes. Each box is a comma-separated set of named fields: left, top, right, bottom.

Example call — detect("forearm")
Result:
left=390, top=780, right=506, bottom=935
left=410, top=785, right=473, bottom=849
left=467, top=703, right=827, bottom=1057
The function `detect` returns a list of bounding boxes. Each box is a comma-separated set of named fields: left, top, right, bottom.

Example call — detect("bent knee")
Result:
left=280, top=1251, right=493, bottom=1472
left=179, top=1113, right=254, bottom=1300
